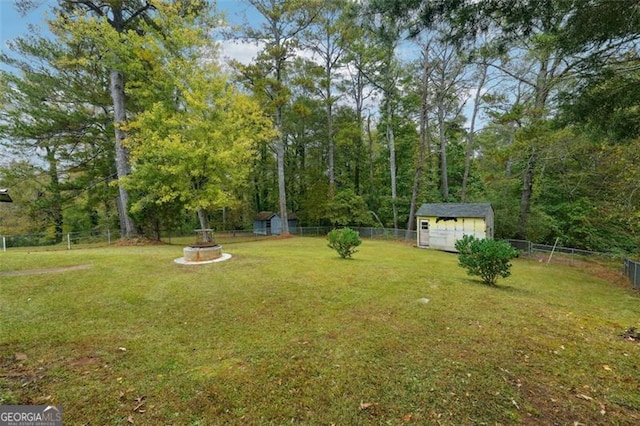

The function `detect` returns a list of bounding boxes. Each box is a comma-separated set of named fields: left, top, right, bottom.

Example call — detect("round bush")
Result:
left=327, top=227, right=362, bottom=259
left=455, top=235, right=518, bottom=285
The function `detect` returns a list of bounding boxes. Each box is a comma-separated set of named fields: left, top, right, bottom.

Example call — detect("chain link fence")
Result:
left=2, top=227, right=638, bottom=289
left=297, top=226, right=416, bottom=241
left=506, top=239, right=639, bottom=290
left=1, top=229, right=120, bottom=251
left=505, top=239, right=615, bottom=259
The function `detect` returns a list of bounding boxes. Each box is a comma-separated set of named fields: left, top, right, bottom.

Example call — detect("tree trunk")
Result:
left=437, top=103, right=449, bottom=201
left=407, top=104, right=429, bottom=232
left=326, top=54, right=335, bottom=189
left=386, top=99, right=398, bottom=229
left=517, top=50, right=554, bottom=239
left=45, top=146, right=63, bottom=243
left=517, top=150, right=537, bottom=239
left=276, top=135, right=289, bottom=234
left=196, top=207, right=211, bottom=241
left=110, top=68, right=137, bottom=238
left=366, top=115, right=375, bottom=199
left=347, top=60, right=366, bottom=195
left=407, top=57, right=431, bottom=231
left=275, top=93, right=289, bottom=234
left=461, top=62, right=488, bottom=202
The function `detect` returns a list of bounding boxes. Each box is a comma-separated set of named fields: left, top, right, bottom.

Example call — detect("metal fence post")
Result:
left=67, top=233, right=71, bottom=250
left=2, top=235, right=5, bottom=252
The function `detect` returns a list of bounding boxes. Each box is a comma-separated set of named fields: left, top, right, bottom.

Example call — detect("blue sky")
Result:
left=1, top=0, right=52, bottom=42
left=0, top=1, right=258, bottom=44
left=0, top=0, right=263, bottom=66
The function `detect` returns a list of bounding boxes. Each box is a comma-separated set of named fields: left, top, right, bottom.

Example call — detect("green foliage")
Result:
left=324, top=189, right=373, bottom=226
left=327, top=227, right=362, bottom=258
left=455, top=235, right=518, bottom=286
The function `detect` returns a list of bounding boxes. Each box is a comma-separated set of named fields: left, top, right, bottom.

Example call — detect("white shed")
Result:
left=416, top=203, right=494, bottom=252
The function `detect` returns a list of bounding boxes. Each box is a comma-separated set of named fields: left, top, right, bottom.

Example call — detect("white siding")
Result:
left=417, top=216, right=489, bottom=252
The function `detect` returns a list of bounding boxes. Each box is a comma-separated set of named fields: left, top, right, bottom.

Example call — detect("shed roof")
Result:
left=254, top=211, right=298, bottom=221
left=416, top=203, right=493, bottom=218
left=0, top=189, right=12, bottom=203
left=254, top=211, right=277, bottom=221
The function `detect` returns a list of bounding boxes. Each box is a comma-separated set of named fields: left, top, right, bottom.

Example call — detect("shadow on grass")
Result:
left=461, top=277, right=530, bottom=295
left=328, top=256, right=364, bottom=261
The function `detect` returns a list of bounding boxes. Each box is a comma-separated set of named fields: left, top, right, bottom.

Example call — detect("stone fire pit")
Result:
left=183, top=243, right=222, bottom=262
left=174, top=229, right=231, bottom=265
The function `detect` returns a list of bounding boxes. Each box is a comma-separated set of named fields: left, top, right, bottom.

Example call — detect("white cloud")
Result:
left=219, top=39, right=263, bottom=65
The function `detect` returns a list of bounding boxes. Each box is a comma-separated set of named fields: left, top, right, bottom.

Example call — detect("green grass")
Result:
left=1, top=237, right=638, bottom=425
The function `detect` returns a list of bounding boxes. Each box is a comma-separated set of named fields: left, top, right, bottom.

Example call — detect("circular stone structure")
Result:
left=174, top=252, right=232, bottom=265
left=175, top=229, right=232, bottom=265
left=183, top=244, right=222, bottom=262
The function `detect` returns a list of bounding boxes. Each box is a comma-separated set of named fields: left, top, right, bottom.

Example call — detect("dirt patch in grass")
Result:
left=0, top=351, right=45, bottom=404
left=0, top=264, right=92, bottom=277
left=499, top=367, right=640, bottom=425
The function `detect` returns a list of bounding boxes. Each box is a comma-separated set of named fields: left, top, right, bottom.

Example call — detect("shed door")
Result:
left=271, top=216, right=281, bottom=235
left=418, top=220, right=430, bottom=247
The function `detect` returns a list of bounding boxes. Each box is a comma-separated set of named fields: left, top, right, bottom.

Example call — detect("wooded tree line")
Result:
left=0, top=0, right=638, bottom=253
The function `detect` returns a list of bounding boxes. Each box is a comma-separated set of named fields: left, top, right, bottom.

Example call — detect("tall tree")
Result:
left=302, top=0, right=350, bottom=190
left=50, top=0, right=161, bottom=238
left=461, top=47, right=494, bottom=202
left=0, top=32, right=112, bottom=242
left=339, top=1, right=376, bottom=196
left=406, top=40, right=434, bottom=231
left=125, top=81, right=275, bottom=236
left=358, top=2, right=406, bottom=228
left=427, top=28, right=467, bottom=202
left=233, top=0, right=320, bottom=235
left=112, top=0, right=274, bottom=236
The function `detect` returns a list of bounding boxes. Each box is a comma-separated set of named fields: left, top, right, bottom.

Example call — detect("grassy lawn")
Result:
left=1, top=237, right=638, bottom=425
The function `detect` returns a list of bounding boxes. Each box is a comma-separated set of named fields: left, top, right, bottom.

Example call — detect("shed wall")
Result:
left=270, top=216, right=282, bottom=235
left=417, top=216, right=489, bottom=252
left=253, top=220, right=268, bottom=235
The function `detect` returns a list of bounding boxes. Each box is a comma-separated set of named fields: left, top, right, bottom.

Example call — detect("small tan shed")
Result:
left=416, top=203, right=494, bottom=252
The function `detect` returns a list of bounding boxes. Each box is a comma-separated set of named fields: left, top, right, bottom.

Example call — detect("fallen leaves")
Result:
left=359, top=401, right=381, bottom=416
left=359, top=401, right=376, bottom=410
left=576, top=393, right=593, bottom=401
left=575, top=393, right=607, bottom=415
left=117, top=388, right=150, bottom=423
left=133, top=395, right=146, bottom=413
left=620, top=327, right=640, bottom=341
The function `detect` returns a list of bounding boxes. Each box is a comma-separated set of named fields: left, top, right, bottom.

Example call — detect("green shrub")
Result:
left=327, top=227, right=362, bottom=259
left=454, top=235, right=518, bottom=285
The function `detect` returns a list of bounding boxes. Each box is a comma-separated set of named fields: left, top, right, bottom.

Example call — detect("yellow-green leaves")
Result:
left=126, top=67, right=275, bottom=215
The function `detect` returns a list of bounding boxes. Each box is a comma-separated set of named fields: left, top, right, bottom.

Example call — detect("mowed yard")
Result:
left=1, top=237, right=638, bottom=425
